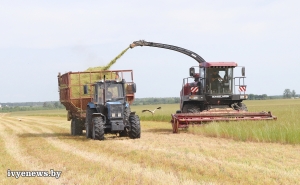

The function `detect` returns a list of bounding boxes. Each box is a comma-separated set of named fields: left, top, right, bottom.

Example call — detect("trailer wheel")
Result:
left=129, top=115, right=141, bottom=139
left=182, top=103, right=200, bottom=113
left=238, top=103, right=248, bottom=111
left=86, top=107, right=96, bottom=139
left=71, top=119, right=83, bottom=136
left=92, top=116, right=105, bottom=140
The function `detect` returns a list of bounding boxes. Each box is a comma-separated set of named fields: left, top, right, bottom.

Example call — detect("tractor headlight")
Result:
left=111, top=112, right=122, bottom=118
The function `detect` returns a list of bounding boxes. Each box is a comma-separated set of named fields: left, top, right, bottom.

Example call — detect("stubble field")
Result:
left=0, top=99, right=300, bottom=184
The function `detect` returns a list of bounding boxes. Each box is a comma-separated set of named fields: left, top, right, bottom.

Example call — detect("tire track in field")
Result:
left=0, top=118, right=83, bottom=184
left=0, top=113, right=8, bottom=117
left=114, top=132, right=300, bottom=181
left=15, top=117, right=300, bottom=184
left=0, top=122, right=68, bottom=185
left=6, top=116, right=69, bottom=130
left=15, top=117, right=300, bottom=181
left=16, top=118, right=204, bottom=185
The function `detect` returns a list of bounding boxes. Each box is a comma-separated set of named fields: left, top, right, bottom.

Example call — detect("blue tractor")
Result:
left=84, top=76, right=140, bottom=140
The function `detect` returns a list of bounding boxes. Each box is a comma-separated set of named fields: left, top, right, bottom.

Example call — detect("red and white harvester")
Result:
left=130, top=40, right=277, bottom=133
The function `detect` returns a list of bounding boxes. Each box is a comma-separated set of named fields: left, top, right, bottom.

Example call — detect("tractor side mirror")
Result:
left=126, top=83, right=136, bottom=94
left=189, top=67, right=195, bottom=77
left=242, top=67, right=245, bottom=76
left=132, top=83, right=137, bottom=93
left=83, top=85, right=88, bottom=94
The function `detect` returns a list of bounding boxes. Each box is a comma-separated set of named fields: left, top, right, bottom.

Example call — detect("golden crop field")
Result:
left=1, top=99, right=300, bottom=184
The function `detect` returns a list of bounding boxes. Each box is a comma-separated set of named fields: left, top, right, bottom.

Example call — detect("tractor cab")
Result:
left=94, top=80, right=127, bottom=104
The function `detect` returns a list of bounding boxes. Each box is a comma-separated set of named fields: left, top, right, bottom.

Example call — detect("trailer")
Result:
left=58, top=70, right=137, bottom=138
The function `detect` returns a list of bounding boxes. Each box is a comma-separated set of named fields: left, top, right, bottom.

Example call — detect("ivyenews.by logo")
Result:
left=7, top=169, right=62, bottom=179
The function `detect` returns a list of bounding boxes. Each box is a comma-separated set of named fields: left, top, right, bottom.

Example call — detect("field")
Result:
left=1, top=99, right=300, bottom=184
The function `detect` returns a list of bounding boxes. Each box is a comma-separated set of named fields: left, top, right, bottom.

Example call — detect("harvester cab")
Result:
left=181, top=62, right=248, bottom=113
left=84, top=73, right=141, bottom=140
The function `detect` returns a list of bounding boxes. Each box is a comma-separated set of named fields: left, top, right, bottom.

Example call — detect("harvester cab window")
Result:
left=206, top=68, right=233, bottom=94
left=207, top=68, right=220, bottom=93
left=199, top=68, right=205, bottom=93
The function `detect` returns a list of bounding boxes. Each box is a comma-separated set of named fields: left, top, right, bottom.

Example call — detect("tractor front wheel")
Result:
left=129, top=115, right=141, bottom=139
left=92, top=116, right=105, bottom=140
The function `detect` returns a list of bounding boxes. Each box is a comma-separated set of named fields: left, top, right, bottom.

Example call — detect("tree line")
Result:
left=0, top=90, right=298, bottom=112
left=0, top=101, right=65, bottom=112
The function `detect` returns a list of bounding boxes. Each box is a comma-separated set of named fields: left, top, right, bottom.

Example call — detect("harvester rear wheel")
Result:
left=71, top=119, right=83, bottom=136
left=92, top=116, right=105, bottom=140
left=129, top=115, right=141, bottom=139
left=86, top=107, right=96, bottom=139
left=182, top=103, right=200, bottom=113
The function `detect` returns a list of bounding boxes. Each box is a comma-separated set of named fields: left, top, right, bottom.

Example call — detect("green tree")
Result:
left=283, top=89, right=292, bottom=98
left=291, top=90, right=296, bottom=98
left=54, top=102, right=59, bottom=108
left=248, top=94, right=255, bottom=100
left=262, top=94, right=268, bottom=100
left=43, top=102, right=48, bottom=107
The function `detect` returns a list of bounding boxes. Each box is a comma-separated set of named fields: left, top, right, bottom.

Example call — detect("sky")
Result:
left=0, top=0, right=299, bottom=103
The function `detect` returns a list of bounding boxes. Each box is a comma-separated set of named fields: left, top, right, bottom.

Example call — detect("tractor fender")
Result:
left=92, top=113, right=106, bottom=123
left=87, top=102, right=96, bottom=109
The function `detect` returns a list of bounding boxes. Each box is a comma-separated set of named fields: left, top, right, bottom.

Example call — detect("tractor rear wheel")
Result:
left=85, top=107, right=96, bottom=139
left=129, top=115, right=141, bottom=139
left=71, top=119, right=83, bottom=136
left=92, top=116, right=105, bottom=140
left=182, top=103, right=200, bottom=113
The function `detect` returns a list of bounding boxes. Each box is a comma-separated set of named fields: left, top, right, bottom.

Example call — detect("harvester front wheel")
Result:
left=238, top=103, right=248, bottom=111
left=129, top=115, right=141, bottom=139
left=92, top=116, right=105, bottom=140
left=182, top=103, right=200, bottom=113
left=71, top=119, right=83, bottom=136
left=86, top=107, right=96, bottom=139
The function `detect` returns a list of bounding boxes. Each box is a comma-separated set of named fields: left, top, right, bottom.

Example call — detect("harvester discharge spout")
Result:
left=130, top=40, right=206, bottom=63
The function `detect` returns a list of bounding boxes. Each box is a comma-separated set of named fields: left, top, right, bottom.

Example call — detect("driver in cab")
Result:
left=211, top=69, right=223, bottom=91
